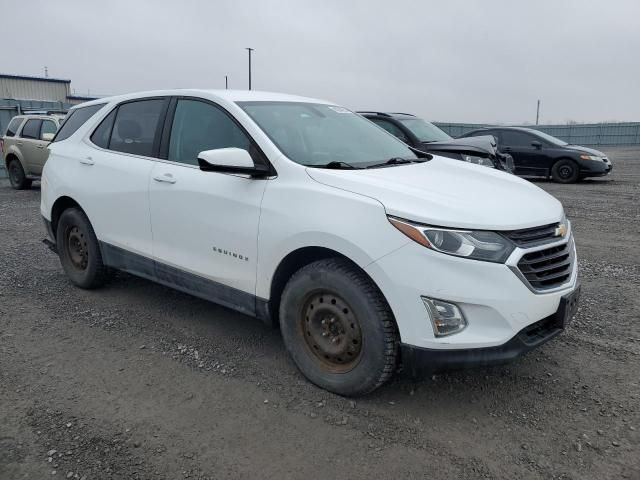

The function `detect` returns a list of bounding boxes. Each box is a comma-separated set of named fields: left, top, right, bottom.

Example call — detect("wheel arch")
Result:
left=4, top=151, right=24, bottom=170
left=50, top=196, right=86, bottom=240
left=265, top=246, right=392, bottom=327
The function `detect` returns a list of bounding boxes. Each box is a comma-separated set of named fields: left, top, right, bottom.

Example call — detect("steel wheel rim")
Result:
left=9, top=163, right=21, bottom=185
left=67, top=226, right=88, bottom=270
left=299, top=290, right=363, bottom=373
left=559, top=165, right=573, bottom=179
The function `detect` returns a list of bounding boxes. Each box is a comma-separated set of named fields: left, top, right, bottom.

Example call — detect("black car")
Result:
left=459, top=126, right=613, bottom=183
left=358, top=112, right=514, bottom=173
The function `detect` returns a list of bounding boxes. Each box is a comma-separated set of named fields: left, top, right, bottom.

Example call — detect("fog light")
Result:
left=422, top=297, right=467, bottom=337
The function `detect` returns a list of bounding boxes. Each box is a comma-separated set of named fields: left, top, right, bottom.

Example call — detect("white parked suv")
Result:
left=41, top=90, right=580, bottom=395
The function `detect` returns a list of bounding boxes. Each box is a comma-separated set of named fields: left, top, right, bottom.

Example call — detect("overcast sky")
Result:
left=4, top=0, right=639, bottom=124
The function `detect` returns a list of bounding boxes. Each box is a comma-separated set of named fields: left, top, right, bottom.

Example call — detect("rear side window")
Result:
left=5, top=117, right=23, bottom=137
left=53, top=103, right=105, bottom=143
left=90, top=109, right=117, bottom=149
left=108, top=99, right=165, bottom=157
left=21, top=119, right=42, bottom=139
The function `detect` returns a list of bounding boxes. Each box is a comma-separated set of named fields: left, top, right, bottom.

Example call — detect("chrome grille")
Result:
left=517, top=240, right=573, bottom=291
left=504, top=223, right=559, bottom=247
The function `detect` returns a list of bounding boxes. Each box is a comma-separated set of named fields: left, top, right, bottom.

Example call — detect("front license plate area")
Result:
left=559, top=284, right=581, bottom=327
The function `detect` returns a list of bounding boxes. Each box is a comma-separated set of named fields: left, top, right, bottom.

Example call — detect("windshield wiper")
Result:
left=365, top=157, right=426, bottom=169
left=309, top=161, right=362, bottom=170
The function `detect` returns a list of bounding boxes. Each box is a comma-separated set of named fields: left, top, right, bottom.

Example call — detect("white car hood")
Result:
left=306, top=157, right=563, bottom=230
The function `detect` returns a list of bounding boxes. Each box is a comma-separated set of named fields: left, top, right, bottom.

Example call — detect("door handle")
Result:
left=502, top=147, right=512, bottom=152
left=16, top=142, right=23, bottom=146
left=153, top=173, right=176, bottom=184
left=37, top=145, right=46, bottom=149
left=79, top=157, right=95, bottom=166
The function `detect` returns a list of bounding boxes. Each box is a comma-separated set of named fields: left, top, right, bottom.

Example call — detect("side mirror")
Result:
left=531, top=141, right=542, bottom=149
left=197, top=148, right=269, bottom=177
left=41, top=132, right=55, bottom=142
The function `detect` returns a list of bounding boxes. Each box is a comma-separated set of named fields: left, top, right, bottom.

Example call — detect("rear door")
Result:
left=497, top=129, right=548, bottom=175
left=18, top=119, right=43, bottom=173
left=149, top=97, right=268, bottom=312
left=80, top=98, right=169, bottom=267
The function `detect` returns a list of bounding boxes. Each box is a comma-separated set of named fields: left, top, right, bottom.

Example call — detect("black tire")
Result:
left=7, top=159, right=32, bottom=190
left=56, top=208, right=109, bottom=289
left=279, top=258, right=399, bottom=396
left=551, top=159, right=580, bottom=183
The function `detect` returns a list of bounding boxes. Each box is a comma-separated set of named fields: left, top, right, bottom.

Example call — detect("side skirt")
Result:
left=99, top=242, right=272, bottom=323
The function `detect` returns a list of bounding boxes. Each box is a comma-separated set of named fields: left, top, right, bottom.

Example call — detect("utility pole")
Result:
left=245, top=47, right=254, bottom=90
left=44, top=66, right=49, bottom=78
left=225, top=75, right=228, bottom=89
left=536, top=99, right=541, bottom=125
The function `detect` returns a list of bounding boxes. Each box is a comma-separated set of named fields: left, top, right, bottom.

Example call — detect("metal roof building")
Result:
left=1, top=73, right=101, bottom=178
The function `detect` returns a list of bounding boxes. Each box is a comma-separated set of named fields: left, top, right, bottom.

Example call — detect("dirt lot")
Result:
left=1, top=148, right=638, bottom=479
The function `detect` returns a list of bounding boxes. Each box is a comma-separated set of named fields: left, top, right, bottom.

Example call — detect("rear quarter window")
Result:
left=53, top=103, right=106, bottom=142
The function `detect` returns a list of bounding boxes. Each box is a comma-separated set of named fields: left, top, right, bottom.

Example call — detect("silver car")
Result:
left=1, top=114, right=65, bottom=189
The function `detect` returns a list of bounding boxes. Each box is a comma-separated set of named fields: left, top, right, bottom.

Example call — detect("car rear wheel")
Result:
left=7, top=159, right=32, bottom=190
left=551, top=159, right=579, bottom=183
left=56, top=208, right=110, bottom=289
left=279, top=258, right=399, bottom=396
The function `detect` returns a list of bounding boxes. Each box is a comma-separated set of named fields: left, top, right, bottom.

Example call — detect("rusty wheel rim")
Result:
left=67, top=226, right=88, bottom=271
left=300, top=290, right=363, bottom=373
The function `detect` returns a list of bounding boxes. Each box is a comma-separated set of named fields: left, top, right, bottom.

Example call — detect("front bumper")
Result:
left=365, top=229, right=579, bottom=352
left=579, top=158, right=612, bottom=177
left=401, top=283, right=580, bottom=374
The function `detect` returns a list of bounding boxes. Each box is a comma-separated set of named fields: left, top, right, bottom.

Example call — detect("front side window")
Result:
left=109, top=99, right=165, bottom=157
left=501, top=130, right=534, bottom=147
left=5, top=117, right=23, bottom=137
left=168, top=99, right=251, bottom=165
left=370, top=119, right=409, bottom=143
left=399, top=118, right=451, bottom=143
left=21, top=119, right=42, bottom=139
left=238, top=102, right=417, bottom=167
left=53, top=103, right=105, bottom=142
left=41, top=120, right=57, bottom=137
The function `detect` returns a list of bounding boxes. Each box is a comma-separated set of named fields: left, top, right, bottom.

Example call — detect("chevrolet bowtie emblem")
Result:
left=555, top=224, right=567, bottom=237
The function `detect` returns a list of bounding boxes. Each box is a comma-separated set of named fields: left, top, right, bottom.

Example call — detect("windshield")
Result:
left=399, top=118, right=451, bottom=143
left=530, top=129, right=568, bottom=146
left=237, top=102, right=417, bottom=167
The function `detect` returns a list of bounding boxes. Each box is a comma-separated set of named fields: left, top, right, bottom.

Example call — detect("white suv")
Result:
left=41, top=90, right=580, bottom=396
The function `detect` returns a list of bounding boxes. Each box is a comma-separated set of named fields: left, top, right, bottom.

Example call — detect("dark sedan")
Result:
left=459, top=126, right=612, bottom=183
left=358, top=112, right=514, bottom=173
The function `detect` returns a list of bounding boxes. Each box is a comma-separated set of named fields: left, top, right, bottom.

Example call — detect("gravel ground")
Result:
left=1, top=147, right=638, bottom=479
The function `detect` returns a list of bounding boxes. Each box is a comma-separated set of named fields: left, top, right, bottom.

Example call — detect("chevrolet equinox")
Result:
left=41, top=90, right=581, bottom=396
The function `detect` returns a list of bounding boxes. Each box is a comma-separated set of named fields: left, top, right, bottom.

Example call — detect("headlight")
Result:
left=388, top=216, right=515, bottom=263
left=579, top=154, right=603, bottom=161
left=461, top=154, right=494, bottom=168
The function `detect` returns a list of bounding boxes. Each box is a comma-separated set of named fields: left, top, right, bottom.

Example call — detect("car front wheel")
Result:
left=279, top=258, right=399, bottom=396
left=551, top=159, right=580, bottom=183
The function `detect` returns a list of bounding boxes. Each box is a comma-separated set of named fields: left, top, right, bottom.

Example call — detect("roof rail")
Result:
left=22, top=109, right=68, bottom=115
left=389, top=112, right=416, bottom=117
left=356, top=111, right=392, bottom=117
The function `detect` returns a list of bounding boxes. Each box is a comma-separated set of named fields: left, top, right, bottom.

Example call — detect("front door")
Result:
left=498, top=130, right=548, bottom=176
left=149, top=98, right=268, bottom=314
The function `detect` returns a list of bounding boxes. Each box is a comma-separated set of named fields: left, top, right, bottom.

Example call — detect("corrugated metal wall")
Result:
left=1, top=99, right=73, bottom=178
left=0, top=76, right=70, bottom=102
left=435, top=122, right=640, bottom=146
